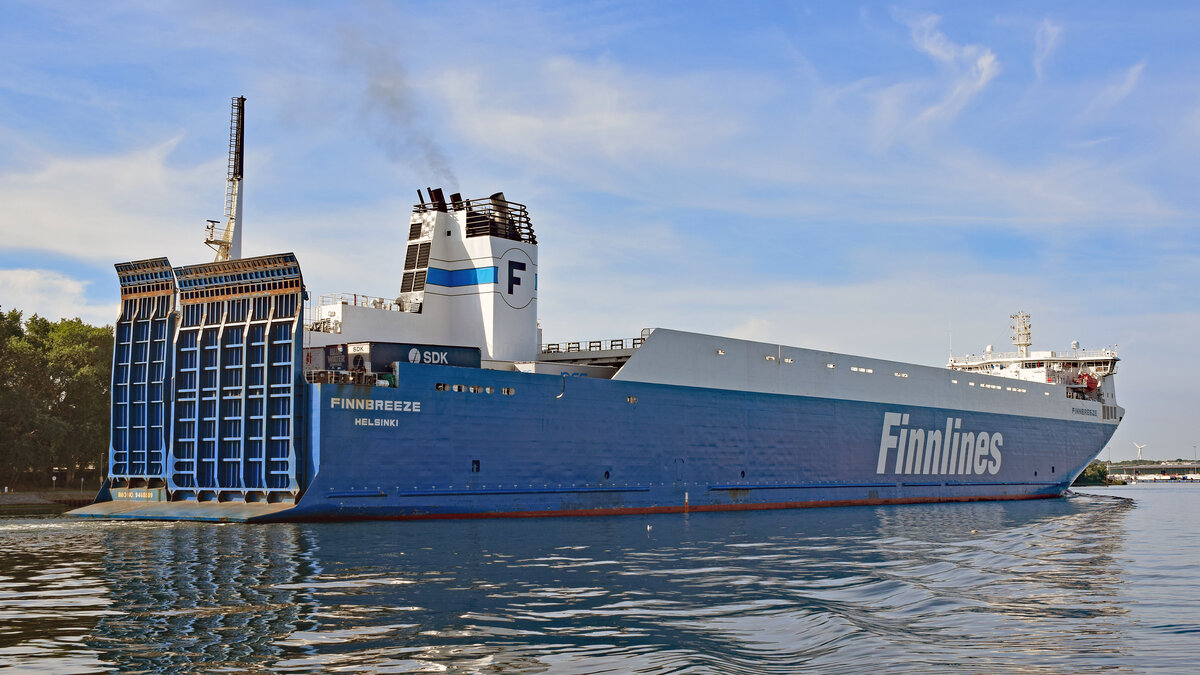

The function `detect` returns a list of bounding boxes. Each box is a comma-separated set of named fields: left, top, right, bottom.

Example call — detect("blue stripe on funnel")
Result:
left=426, top=266, right=498, bottom=287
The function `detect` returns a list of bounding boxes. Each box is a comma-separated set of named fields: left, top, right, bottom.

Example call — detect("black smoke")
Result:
left=340, top=28, right=458, bottom=191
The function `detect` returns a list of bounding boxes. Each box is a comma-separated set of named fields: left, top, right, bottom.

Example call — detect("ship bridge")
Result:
left=948, top=312, right=1119, bottom=404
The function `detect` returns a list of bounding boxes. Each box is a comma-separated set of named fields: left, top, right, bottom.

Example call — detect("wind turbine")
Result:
left=1133, top=442, right=1147, bottom=461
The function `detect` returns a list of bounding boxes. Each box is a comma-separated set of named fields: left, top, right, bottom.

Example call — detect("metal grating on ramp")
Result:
left=110, top=258, right=176, bottom=487
left=170, top=253, right=305, bottom=503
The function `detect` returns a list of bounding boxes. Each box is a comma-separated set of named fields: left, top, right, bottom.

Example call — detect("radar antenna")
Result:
left=1010, top=311, right=1032, bottom=358
left=205, top=96, right=246, bottom=261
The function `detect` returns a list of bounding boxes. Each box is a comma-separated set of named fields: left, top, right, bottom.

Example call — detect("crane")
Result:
left=205, top=96, right=246, bottom=261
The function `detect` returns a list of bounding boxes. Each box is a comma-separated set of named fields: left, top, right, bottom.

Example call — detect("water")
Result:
left=1, top=486, right=1196, bottom=673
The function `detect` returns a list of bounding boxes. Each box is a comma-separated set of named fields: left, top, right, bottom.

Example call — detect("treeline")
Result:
left=0, top=307, right=111, bottom=488
left=1072, top=460, right=1110, bottom=486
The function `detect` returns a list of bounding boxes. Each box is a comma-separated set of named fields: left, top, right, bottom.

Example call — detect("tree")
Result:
left=1072, top=460, right=1110, bottom=486
left=0, top=307, right=112, bottom=487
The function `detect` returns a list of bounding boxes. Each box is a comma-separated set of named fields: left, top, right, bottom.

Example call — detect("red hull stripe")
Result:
left=283, top=492, right=1060, bottom=523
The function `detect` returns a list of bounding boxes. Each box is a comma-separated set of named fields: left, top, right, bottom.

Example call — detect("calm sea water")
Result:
left=1, top=486, right=1196, bottom=673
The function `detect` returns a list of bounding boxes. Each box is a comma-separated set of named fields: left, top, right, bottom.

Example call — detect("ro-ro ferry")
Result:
left=71, top=185, right=1123, bottom=522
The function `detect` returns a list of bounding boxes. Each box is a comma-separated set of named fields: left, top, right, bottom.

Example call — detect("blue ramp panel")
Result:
left=170, top=253, right=305, bottom=504
left=109, top=258, right=176, bottom=488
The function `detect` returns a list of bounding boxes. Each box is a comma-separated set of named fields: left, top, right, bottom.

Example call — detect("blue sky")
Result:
left=2, top=1, right=1197, bottom=460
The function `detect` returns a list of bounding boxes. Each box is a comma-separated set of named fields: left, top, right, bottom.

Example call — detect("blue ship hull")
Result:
left=71, top=196, right=1122, bottom=523
left=258, top=363, right=1112, bottom=522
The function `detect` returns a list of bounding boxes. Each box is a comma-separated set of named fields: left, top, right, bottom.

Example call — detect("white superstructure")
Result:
left=948, top=311, right=1119, bottom=406
left=305, top=189, right=538, bottom=363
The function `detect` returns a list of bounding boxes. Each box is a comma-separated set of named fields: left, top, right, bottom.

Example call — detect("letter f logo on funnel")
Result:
left=500, top=247, right=535, bottom=309
left=508, top=261, right=525, bottom=294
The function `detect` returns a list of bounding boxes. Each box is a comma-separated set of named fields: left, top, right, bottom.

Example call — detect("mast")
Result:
left=1010, top=311, right=1031, bottom=359
left=205, top=96, right=246, bottom=261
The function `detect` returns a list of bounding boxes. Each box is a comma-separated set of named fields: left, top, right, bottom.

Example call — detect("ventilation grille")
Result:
left=398, top=220, right=431, bottom=309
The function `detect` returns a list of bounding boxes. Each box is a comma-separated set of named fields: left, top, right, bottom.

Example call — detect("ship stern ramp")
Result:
left=69, top=253, right=309, bottom=522
left=70, top=497, right=295, bottom=522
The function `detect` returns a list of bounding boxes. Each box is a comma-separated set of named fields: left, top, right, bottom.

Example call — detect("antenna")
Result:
left=948, top=311, right=953, bottom=359
left=205, top=96, right=246, bottom=261
left=1133, top=442, right=1147, bottom=461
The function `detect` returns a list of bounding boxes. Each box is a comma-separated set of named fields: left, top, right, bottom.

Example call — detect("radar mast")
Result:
left=1010, top=311, right=1032, bottom=358
left=205, top=96, right=246, bottom=261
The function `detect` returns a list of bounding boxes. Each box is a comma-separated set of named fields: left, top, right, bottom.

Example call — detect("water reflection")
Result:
left=0, top=494, right=1136, bottom=673
left=87, top=523, right=320, bottom=672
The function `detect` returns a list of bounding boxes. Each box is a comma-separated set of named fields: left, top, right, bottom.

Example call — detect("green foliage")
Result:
left=1072, top=460, right=1110, bottom=486
left=0, top=307, right=112, bottom=487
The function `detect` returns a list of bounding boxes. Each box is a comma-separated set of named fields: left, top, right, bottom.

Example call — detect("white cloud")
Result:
left=0, top=268, right=117, bottom=325
left=0, top=139, right=217, bottom=264
left=906, top=14, right=1001, bottom=124
left=1033, top=18, right=1063, bottom=82
left=433, top=57, right=749, bottom=185
left=424, top=48, right=1170, bottom=234
left=1079, top=61, right=1146, bottom=120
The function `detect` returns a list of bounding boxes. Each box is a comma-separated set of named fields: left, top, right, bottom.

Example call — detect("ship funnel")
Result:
left=426, top=187, right=448, bottom=212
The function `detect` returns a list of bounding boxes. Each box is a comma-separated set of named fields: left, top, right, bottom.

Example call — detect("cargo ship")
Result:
left=68, top=183, right=1123, bottom=523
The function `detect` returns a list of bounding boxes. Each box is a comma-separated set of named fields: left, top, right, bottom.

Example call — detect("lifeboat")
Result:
left=1073, top=373, right=1099, bottom=391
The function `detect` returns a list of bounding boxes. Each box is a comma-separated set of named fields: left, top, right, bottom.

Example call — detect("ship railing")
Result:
left=316, top=293, right=402, bottom=312
left=541, top=337, right=646, bottom=354
left=950, top=347, right=1117, bottom=365
left=414, top=195, right=536, bottom=245
left=305, top=370, right=393, bottom=387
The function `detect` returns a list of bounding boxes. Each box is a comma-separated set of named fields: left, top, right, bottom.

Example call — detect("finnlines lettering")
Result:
left=331, top=397, right=421, bottom=413
left=1072, top=407, right=1098, bottom=417
left=876, top=412, right=1003, bottom=476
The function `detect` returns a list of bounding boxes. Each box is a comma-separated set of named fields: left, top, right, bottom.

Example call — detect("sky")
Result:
left=1, top=1, right=1197, bottom=461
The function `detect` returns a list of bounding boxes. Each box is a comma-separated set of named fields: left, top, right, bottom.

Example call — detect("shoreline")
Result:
left=0, top=490, right=95, bottom=511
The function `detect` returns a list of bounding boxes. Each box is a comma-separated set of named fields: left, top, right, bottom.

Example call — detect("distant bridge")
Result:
left=1106, top=462, right=1200, bottom=482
